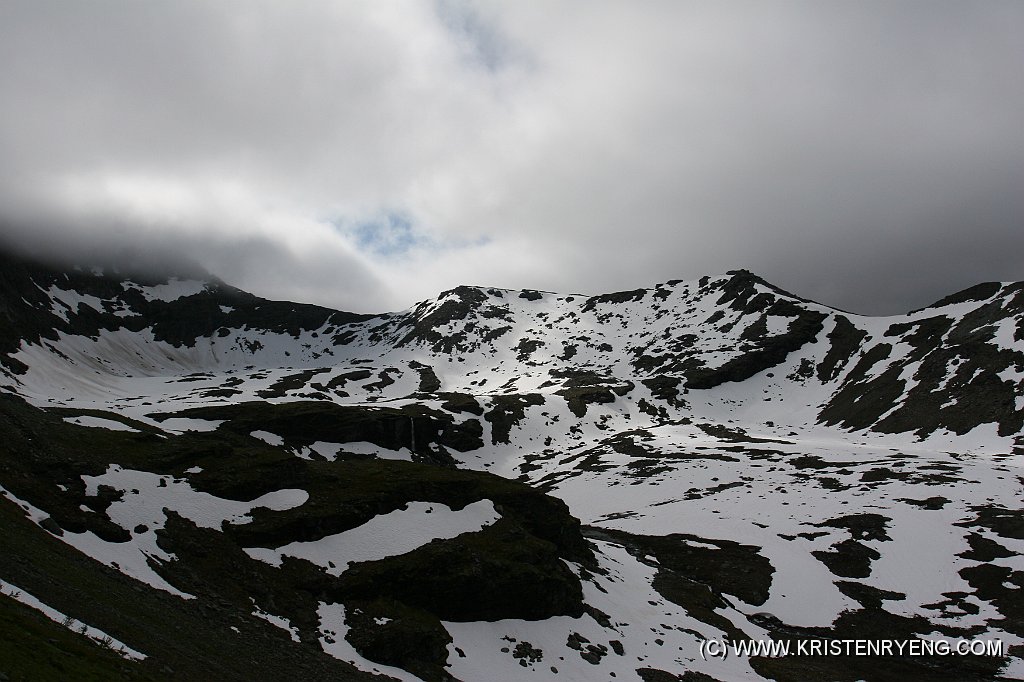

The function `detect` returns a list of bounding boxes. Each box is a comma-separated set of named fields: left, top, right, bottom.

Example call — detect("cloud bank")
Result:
left=1, top=1, right=1022, bottom=313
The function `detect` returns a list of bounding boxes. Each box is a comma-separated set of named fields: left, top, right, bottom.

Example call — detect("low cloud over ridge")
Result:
left=1, top=1, right=1022, bottom=314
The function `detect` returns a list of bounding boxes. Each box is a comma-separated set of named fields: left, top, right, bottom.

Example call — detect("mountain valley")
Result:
left=1, top=250, right=1023, bottom=681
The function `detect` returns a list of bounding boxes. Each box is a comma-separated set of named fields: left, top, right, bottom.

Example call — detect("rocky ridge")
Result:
left=1, top=250, right=1022, bottom=681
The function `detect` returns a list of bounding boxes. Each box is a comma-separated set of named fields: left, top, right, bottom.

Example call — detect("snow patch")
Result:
left=0, top=578, right=147, bottom=660
left=63, top=415, right=139, bottom=432
left=246, top=500, right=500, bottom=575
left=251, top=599, right=301, bottom=642
left=317, top=602, right=423, bottom=681
left=250, top=430, right=284, bottom=446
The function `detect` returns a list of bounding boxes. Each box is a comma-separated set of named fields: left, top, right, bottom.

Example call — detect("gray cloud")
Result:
left=0, top=1, right=1021, bottom=314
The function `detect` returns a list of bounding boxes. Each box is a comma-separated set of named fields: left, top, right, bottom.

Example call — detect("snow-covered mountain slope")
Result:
left=1, top=250, right=1022, bottom=681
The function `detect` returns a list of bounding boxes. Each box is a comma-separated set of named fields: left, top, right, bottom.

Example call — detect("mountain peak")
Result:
left=1, top=253, right=1023, bottom=680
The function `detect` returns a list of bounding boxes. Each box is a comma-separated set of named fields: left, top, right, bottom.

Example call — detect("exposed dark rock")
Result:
left=920, top=281, right=1002, bottom=311
left=582, top=289, right=647, bottom=312
left=339, top=519, right=585, bottom=622
left=584, top=527, right=774, bottom=607
left=409, top=361, right=442, bottom=393
left=816, top=315, right=867, bottom=382
left=684, top=308, right=827, bottom=389
left=812, top=539, right=880, bottom=578
left=343, top=599, right=453, bottom=682
left=484, top=394, right=545, bottom=445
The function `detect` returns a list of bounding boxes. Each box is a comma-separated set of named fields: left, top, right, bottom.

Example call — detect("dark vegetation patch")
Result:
left=834, top=582, right=906, bottom=610
left=484, top=394, right=545, bottom=444
left=174, top=373, right=214, bottom=382
left=683, top=302, right=826, bottom=390
left=958, top=562, right=1024, bottom=638
left=343, top=599, right=452, bottom=682
left=45, top=407, right=165, bottom=436
left=921, top=591, right=982, bottom=621
left=223, top=459, right=594, bottom=567
left=739, top=314, right=769, bottom=341
left=855, top=465, right=959, bottom=487
left=816, top=315, right=867, bottom=382
left=0, top=393, right=593, bottom=680
left=340, top=518, right=585, bottom=621
left=516, top=447, right=559, bottom=478
left=557, top=385, right=617, bottom=418
left=584, top=527, right=771, bottom=644
left=652, top=285, right=675, bottom=301
left=717, top=270, right=815, bottom=307
left=624, top=459, right=674, bottom=479
left=510, top=639, right=544, bottom=666
left=581, top=289, right=647, bottom=313
left=255, top=369, right=330, bottom=399
left=820, top=298, right=1024, bottom=438
left=920, top=281, right=1002, bottom=312
left=392, top=286, right=494, bottom=355
left=704, top=310, right=725, bottom=325
left=156, top=502, right=584, bottom=679
left=787, top=454, right=858, bottom=471
left=787, top=455, right=829, bottom=469
left=584, top=527, right=774, bottom=607
left=957, top=533, right=1014, bottom=562
left=812, top=540, right=880, bottom=579
left=157, top=481, right=587, bottom=677
left=786, top=357, right=815, bottom=381
left=956, top=506, right=1024, bottom=540
left=637, top=669, right=723, bottom=681
left=514, top=337, right=544, bottom=362
left=154, top=399, right=481, bottom=462
left=202, top=387, right=243, bottom=398
left=438, top=392, right=483, bottom=415
left=479, top=324, right=512, bottom=345
left=683, top=480, right=745, bottom=499
left=566, top=631, right=608, bottom=665
left=816, top=514, right=892, bottom=542
left=320, top=369, right=373, bottom=393
left=631, top=349, right=704, bottom=377
left=0, top=250, right=369, bottom=376
left=361, top=367, right=401, bottom=393
left=548, top=368, right=608, bottom=387
left=695, top=422, right=789, bottom=444
left=527, top=445, right=620, bottom=490
left=899, top=496, right=950, bottom=510
left=807, top=516, right=892, bottom=581
left=0, top=593, right=159, bottom=682
left=778, top=531, right=830, bottom=541
left=747, top=608, right=1009, bottom=682
left=817, top=344, right=902, bottom=431
left=0, top=490, right=370, bottom=681
left=641, top=376, right=686, bottom=408
left=605, top=431, right=654, bottom=458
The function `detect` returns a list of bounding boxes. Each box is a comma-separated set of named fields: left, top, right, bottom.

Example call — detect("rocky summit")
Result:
left=1, top=249, right=1023, bottom=681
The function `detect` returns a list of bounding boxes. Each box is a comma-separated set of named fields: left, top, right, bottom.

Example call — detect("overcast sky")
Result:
left=1, top=1, right=1022, bottom=314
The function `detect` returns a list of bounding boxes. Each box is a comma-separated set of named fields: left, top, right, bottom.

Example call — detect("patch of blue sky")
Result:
left=433, top=0, right=518, bottom=73
left=349, top=213, right=423, bottom=257
left=330, top=211, right=490, bottom=259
